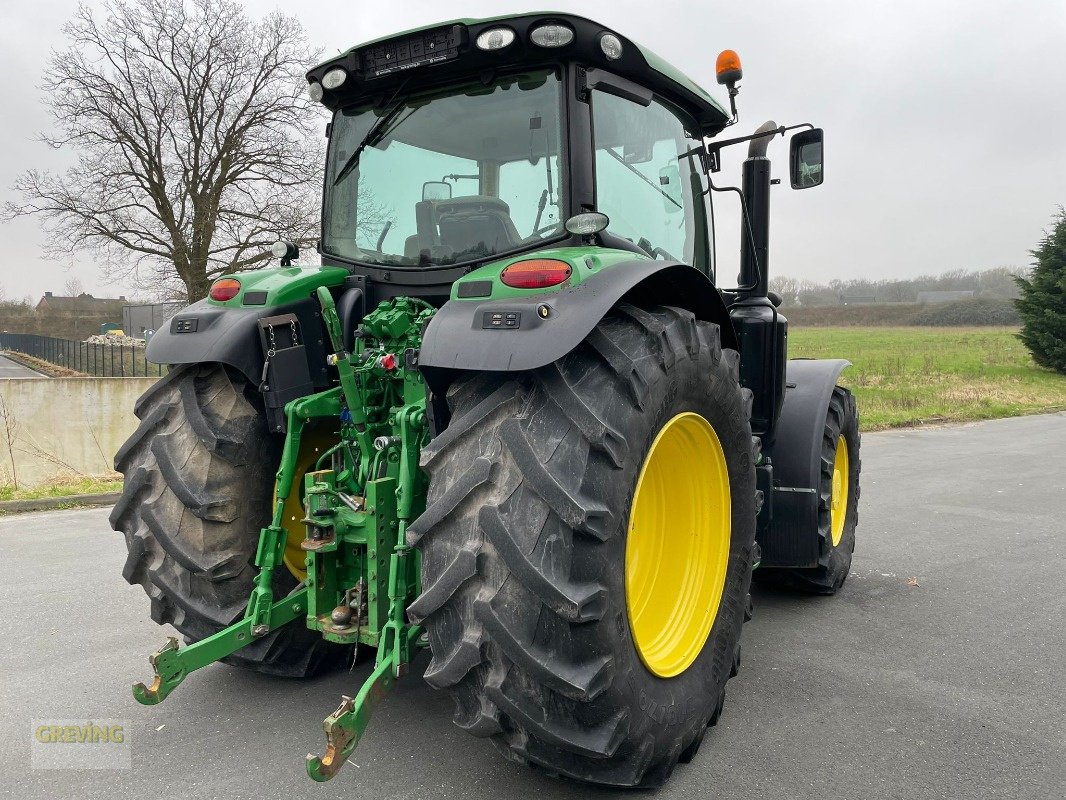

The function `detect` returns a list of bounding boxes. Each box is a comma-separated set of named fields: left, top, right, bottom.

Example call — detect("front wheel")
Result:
left=757, top=385, right=861, bottom=593
left=407, top=305, right=757, bottom=787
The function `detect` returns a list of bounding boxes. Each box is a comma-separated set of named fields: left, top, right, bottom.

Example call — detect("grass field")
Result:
left=788, top=326, right=1066, bottom=430
left=0, top=475, right=121, bottom=503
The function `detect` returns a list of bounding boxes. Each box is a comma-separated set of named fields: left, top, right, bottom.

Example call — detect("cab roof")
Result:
left=308, top=12, right=732, bottom=136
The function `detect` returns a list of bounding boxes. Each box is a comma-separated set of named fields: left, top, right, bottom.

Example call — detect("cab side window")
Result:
left=592, top=89, right=710, bottom=270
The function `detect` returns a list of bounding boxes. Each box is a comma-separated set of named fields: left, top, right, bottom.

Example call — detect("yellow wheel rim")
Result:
left=830, top=435, right=849, bottom=547
left=625, top=412, right=731, bottom=679
left=277, top=427, right=338, bottom=581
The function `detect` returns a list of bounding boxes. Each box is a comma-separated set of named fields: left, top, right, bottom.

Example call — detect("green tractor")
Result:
left=112, top=12, right=860, bottom=788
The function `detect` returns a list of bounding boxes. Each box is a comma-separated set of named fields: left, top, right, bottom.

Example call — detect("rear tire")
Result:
left=408, top=305, right=757, bottom=787
left=110, top=363, right=346, bottom=676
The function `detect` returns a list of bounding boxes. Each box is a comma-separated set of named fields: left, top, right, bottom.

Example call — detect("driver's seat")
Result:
left=405, top=196, right=520, bottom=260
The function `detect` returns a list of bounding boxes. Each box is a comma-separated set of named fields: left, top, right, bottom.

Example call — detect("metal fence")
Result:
left=0, top=333, right=165, bottom=377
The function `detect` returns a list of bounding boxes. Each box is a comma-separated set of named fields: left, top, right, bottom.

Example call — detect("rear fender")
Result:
left=146, top=297, right=331, bottom=388
left=760, top=358, right=850, bottom=567
left=418, top=261, right=737, bottom=395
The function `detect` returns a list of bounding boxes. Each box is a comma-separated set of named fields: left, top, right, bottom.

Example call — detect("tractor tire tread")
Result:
left=410, top=304, right=755, bottom=786
left=111, top=363, right=345, bottom=676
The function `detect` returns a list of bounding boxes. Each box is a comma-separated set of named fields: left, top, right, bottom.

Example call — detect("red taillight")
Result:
left=500, top=259, right=572, bottom=289
left=209, top=278, right=241, bottom=302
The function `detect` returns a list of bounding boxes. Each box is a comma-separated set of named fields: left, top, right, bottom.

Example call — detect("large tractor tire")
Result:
left=757, top=386, right=860, bottom=594
left=407, top=305, right=757, bottom=787
left=110, top=363, right=345, bottom=676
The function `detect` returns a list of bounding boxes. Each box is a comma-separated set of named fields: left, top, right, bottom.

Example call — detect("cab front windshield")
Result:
left=324, top=70, right=565, bottom=268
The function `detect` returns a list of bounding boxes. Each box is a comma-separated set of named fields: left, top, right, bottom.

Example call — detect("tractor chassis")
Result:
left=132, top=290, right=433, bottom=782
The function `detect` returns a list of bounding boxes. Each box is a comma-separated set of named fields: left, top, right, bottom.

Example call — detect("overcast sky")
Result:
left=1, top=0, right=1064, bottom=301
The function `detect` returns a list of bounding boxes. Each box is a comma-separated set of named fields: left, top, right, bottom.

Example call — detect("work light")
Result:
left=322, top=68, right=347, bottom=90
left=599, top=33, right=623, bottom=60
left=530, top=23, right=574, bottom=48
left=476, top=27, right=515, bottom=51
left=565, top=212, right=609, bottom=235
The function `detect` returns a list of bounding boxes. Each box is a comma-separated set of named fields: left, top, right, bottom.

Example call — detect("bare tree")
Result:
left=63, top=277, right=86, bottom=297
left=5, top=0, right=324, bottom=301
left=769, top=276, right=800, bottom=306
left=0, top=397, right=20, bottom=491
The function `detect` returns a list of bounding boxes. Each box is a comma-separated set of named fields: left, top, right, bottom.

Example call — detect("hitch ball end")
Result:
left=132, top=677, right=164, bottom=706
left=306, top=751, right=341, bottom=782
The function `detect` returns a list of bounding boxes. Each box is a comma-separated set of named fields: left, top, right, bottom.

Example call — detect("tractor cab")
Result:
left=307, top=13, right=737, bottom=301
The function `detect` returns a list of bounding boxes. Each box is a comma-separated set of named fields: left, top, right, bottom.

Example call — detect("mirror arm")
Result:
left=706, top=122, right=814, bottom=172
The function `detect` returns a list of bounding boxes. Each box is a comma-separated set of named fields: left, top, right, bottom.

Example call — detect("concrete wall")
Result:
left=0, top=378, right=157, bottom=488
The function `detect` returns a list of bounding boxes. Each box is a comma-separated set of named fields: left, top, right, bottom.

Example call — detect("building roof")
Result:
left=35, top=292, right=127, bottom=312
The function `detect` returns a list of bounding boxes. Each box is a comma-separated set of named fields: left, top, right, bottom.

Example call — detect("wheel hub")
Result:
left=625, top=412, right=731, bottom=678
left=830, top=435, right=849, bottom=547
left=279, top=428, right=339, bottom=581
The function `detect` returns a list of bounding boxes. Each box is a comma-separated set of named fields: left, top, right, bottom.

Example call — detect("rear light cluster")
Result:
left=500, top=259, right=572, bottom=289
left=209, top=278, right=241, bottom=302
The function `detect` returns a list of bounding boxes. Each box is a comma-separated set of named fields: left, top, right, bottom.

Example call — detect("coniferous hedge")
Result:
left=1015, top=210, right=1066, bottom=374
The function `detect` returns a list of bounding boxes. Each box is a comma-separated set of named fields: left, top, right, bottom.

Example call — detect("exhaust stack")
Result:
left=738, top=120, right=778, bottom=299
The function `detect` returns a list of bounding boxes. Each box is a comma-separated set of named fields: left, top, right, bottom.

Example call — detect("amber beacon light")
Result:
left=715, top=49, right=743, bottom=86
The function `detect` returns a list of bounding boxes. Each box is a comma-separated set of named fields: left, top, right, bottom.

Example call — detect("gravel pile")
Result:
left=84, top=333, right=146, bottom=346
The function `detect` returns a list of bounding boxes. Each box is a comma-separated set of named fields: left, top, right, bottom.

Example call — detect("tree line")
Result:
left=769, top=267, right=1023, bottom=307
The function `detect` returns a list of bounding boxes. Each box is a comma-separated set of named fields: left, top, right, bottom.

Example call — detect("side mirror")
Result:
left=658, top=165, right=683, bottom=213
left=422, top=181, right=452, bottom=201
left=622, top=140, right=653, bottom=165
left=789, top=128, right=824, bottom=189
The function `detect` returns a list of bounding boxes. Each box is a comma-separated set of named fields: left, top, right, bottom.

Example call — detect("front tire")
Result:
left=407, top=305, right=757, bottom=786
left=757, top=385, right=860, bottom=593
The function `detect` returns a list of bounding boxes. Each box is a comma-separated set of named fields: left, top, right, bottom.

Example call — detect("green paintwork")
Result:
left=133, top=293, right=434, bottom=782
left=312, top=12, right=728, bottom=120
left=637, top=44, right=729, bottom=118
left=451, top=246, right=651, bottom=301
left=205, top=265, right=349, bottom=308
left=131, top=589, right=308, bottom=705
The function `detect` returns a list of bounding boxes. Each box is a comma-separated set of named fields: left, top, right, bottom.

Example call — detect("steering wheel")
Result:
left=637, top=237, right=678, bottom=261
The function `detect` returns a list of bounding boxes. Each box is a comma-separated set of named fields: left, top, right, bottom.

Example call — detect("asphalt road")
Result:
left=0, top=353, right=44, bottom=378
left=2, top=413, right=1064, bottom=800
